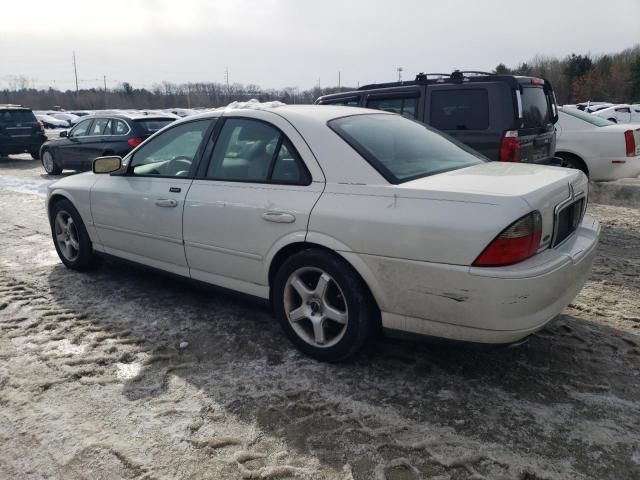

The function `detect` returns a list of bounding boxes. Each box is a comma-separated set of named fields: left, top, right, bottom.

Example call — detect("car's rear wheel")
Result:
left=50, top=199, right=94, bottom=270
left=273, top=249, right=377, bottom=362
left=30, top=148, right=40, bottom=160
left=557, top=153, right=589, bottom=177
left=42, top=149, right=62, bottom=175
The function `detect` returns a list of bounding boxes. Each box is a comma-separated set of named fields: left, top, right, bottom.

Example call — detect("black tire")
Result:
left=273, top=249, right=377, bottom=362
left=30, top=148, right=40, bottom=160
left=557, top=153, right=589, bottom=177
left=50, top=198, right=95, bottom=270
left=41, top=149, right=62, bottom=175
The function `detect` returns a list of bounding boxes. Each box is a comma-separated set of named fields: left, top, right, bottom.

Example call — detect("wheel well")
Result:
left=555, top=151, right=589, bottom=177
left=607, top=118, right=617, bottom=123
left=47, top=194, right=71, bottom=221
left=268, top=242, right=381, bottom=318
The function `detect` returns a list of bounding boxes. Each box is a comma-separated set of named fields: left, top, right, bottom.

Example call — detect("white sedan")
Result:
left=45, top=106, right=599, bottom=361
left=591, top=104, right=640, bottom=124
left=556, top=108, right=640, bottom=181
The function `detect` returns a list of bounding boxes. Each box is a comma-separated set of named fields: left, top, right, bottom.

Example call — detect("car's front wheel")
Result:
left=50, top=199, right=94, bottom=270
left=273, top=249, right=377, bottom=362
left=42, top=149, right=62, bottom=175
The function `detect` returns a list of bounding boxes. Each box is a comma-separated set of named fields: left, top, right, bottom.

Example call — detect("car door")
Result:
left=90, top=118, right=215, bottom=276
left=183, top=111, right=325, bottom=298
left=79, top=117, right=111, bottom=169
left=60, top=119, right=93, bottom=168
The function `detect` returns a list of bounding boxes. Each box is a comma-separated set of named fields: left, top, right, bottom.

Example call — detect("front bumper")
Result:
left=359, top=215, right=600, bottom=344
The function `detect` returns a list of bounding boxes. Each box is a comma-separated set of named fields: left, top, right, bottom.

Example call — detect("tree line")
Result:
left=2, top=44, right=639, bottom=110
left=494, top=44, right=640, bottom=104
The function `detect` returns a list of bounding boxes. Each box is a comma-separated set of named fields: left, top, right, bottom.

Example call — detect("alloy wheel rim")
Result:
left=54, top=211, right=80, bottom=261
left=43, top=151, right=54, bottom=173
left=283, top=267, right=349, bottom=348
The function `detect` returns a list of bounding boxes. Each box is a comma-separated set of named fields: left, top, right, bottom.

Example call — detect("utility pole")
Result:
left=224, top=67, right=230, bottom=93
left=338, top=71, right=341, bottom=88
left=397, top=67, right=403, bottom=82
left=103, top=75, right=107, bottom=108
left=72, top=52, right=79, bottom=97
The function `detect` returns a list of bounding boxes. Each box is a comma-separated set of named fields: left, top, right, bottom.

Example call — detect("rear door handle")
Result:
left=155, top=198, right=178, bottom=208
left=262, top=211, right=296, bottom=223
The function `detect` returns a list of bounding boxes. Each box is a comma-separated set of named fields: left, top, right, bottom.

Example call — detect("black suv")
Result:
left=315, top=71, right=559, bottom=164
left=0, top=104, right=47, bottom=159
left=40, top=113, right=175, bottom=174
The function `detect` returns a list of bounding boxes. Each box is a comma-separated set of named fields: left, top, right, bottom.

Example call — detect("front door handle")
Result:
left=262, top=211, right=296, bottom=223
left=155, top=198, right=177, bottom=208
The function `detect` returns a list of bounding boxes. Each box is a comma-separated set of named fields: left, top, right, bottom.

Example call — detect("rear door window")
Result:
left=430, top=89, right=489, bottom=130
left=367, top=96, right=418, bottom=119
left=113, top=120, right=129, bottom=135
left=521, top=87, right=551, bottom=128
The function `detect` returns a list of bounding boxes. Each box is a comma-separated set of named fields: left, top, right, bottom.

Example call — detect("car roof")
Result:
left=0, top=104, right=31, bottom=110
left=186, top=104, right=387, bottom=125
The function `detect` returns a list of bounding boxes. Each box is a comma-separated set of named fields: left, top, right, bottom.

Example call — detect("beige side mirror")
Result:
left=93, top=156, right=122, bottom=174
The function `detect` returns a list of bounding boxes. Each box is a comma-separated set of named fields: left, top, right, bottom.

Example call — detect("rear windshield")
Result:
left=521, top=86, right=551, bottom=128
left=0, top=109, right=36, bottom=124
left=561, top=108, right=614, bottom=127
left=134, top=118, right=175, bottom=134
left=328, top=114, right=485, bottom=184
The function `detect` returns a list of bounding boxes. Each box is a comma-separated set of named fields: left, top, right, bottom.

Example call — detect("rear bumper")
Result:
left=0, top=135, right=46, bottom=154
left=359, top=215, right=600, bottom=344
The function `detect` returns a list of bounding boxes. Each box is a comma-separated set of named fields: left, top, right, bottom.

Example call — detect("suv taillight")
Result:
left=499, top=130, right=521, bottom=162
left=128, top=137, right=143, bottom=148
left=624, top=130, right=636, bottom=157
left=473, top=211, right=542, bottom=267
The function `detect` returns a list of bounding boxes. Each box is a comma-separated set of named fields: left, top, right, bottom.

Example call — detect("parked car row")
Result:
left=46, top=104, right=600, bottom=361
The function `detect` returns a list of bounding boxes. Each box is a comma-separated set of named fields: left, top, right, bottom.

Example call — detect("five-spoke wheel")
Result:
left=54, top=211, right=80, bottom=262
left=274, top=249, right=377, bottom=362
left=50, top=199, right=94, bottom=270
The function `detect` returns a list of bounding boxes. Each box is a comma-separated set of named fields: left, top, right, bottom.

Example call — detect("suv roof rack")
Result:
left=355, top=70, right=529, bottom=91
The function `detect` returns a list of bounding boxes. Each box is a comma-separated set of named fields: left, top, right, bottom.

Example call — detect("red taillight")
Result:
left=128, top=137, right=143, bottom=148
left=473, top=212, right=542, bottom=267
left=499, top=130, right=521, bottom=162
left=624, top=130, right=635, bottom=157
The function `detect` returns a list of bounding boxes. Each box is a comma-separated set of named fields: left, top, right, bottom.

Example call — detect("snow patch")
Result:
left=217, top=98, right=286, bottom=111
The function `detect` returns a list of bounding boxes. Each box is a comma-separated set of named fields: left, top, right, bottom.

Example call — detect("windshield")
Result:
left=521, top=86, right=552, bottom=128
left=328, top=114, right=485, bottom=184
left=561, top=107, right=615, bottom=127
left=134, top=118, right=175, bottom=134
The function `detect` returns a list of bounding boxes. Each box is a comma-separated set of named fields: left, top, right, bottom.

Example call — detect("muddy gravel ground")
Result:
left=1, top=155, right=639, bottom=480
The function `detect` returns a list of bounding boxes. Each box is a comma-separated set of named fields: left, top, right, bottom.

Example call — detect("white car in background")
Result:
left=556, top=107, right=640, bottom=181
left=34, top=113, right=69, bottom=129
left=45, top=106, right=599, bottom=361
left=48, top=112, right=80, bottom=125
left=591, top=104, right=640, bottom=124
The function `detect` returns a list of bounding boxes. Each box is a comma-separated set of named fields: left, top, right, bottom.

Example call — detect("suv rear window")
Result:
left=134, top=118, right=175, bottom=134
left=329, top=114, right=484, bottom=184
left=430, top=89, right=489, bottom=130
left=0, top=109, right=36, bottom=123
left=521, top=87, right=551, bottom=128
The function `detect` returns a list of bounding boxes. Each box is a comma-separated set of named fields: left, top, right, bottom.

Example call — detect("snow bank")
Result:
left=217, top=98, right=286, bottom=111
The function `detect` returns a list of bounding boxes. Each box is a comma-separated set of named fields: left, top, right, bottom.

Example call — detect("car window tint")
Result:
left=207, top=119, right=281, bottom=182
left=91, top=118, right=110, bottom=135
left=430, top=89, right=489, bottom=130
left=329, top=113, right=485, bottom=184
left=367, top=96, right=418, bottom=119
left=113, top=119, right=129, bottom=135
left=521, top=86, right=551, bottom=128
left=134, top=118, right=175, bottom=134
left=270, top=139, right=310, bottom=184
left=70, top=119, right=92, bottom=137
left=322, top=97, right=360, bottom=106
left=130, top=120, right=211, bottom=177
left=0, top=110, right=36, bottom=123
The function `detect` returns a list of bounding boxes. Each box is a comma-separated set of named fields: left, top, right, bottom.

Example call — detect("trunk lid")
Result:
left=399, top=162, right=588, bottom=251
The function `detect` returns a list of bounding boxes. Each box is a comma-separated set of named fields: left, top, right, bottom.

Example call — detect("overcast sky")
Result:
left=1, top=0, right=639, bottom=91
